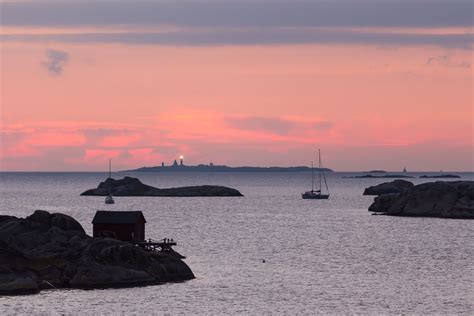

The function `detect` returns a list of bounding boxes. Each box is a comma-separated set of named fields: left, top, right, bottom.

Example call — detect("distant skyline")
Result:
left=1, top=0, right=473, bottom=172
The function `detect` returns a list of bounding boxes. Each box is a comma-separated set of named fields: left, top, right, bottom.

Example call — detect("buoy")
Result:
left=262, top=259, right=265, bottom=263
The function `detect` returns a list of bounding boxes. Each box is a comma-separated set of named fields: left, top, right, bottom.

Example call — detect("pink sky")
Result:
left=1, top=2, right=473, bottom=171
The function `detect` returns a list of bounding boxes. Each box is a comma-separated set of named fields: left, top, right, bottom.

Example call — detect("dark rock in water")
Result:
left=344, top=174, right=414, bottom=179
left=363, top=180, right=414, bottom=195
left=419, top=174, right=461, bottom=179
left=0, top=210, right=194, bottom=295
left=368, top=181, right=474, bottom=219
left=81, top=176, right=243, bottom=197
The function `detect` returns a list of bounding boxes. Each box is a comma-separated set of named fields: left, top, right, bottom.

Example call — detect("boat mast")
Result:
left=319, top=149, right=329, bottom=194
left=109, top=159, right=112, bottom=195
left=311, top=161, right=314, bottom=192
left=318, top=149, right=322, bottom=192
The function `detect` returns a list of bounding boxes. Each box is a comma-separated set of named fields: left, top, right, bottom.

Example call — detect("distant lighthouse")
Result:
left=179, top=155, right=184, bottom=166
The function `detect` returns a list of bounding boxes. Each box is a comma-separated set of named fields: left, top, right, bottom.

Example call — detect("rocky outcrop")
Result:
left=81, top=176, right=243, bottom=197
left=0, top=210, right=194, bottom=295
left=368, top=181, right=474, bottom=219
left=363, top=180, right=414, bottom=195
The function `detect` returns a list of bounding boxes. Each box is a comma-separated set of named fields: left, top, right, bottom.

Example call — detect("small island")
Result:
left=367, top=180, right=474, bottom=219
left=0, top=210, right=195, bottom=295
left=363, top=170, right=387, bottom=173
left=81, top=176, right=243, bottom=197
left=419, top=174, right=461, bottom=179
left=344, top=174, right=414, bottom=179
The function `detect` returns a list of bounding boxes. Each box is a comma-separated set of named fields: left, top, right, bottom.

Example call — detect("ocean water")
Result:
left=0, top=171, right=473, bottom=315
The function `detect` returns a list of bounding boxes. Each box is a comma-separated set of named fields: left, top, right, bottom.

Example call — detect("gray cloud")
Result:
left=313, top=121, right=333, bottom=131
left=2, top=1, right=472, bottom=48
left=3, top=28, right=472, bottom=48
left=81, top=128, right=134, bottom=139
left=426, top=55, right=471, bottom=68
left=42, top=49, right=69, bottom=76
left=225, top=116, right=334, bottom=135
left=2, top=1, right=472, bottom=28
left=226, top=116, right=296, bottom=135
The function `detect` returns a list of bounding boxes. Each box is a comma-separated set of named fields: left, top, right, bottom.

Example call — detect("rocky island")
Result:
left=367, top=181, right=474, bottom=219
left=363, top=179, right=414, bottom=195
left=0, top=210, right=195, bottom=295
left=81, top=176, right=243, bottom=197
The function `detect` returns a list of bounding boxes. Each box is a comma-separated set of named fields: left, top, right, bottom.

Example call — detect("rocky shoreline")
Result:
left=81, top=176, right=243, bottom=197
left=0, top=210, right=195, bottom=295
left=367, top=181, right=474, bottom=219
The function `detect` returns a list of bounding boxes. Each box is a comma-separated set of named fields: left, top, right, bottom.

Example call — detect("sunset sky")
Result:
left=1, top=0, right=472, bottom=171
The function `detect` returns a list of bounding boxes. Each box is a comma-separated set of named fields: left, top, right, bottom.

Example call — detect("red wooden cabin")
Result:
left=92, top=210, right=146, bottom=242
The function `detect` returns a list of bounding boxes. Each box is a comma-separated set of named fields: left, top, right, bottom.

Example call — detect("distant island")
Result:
left=419, top=174, right=460, bottom=179
left=363, top=170, right=387, bottom=173
left=344, top=174, right=414, bottom=179
left=125, top=160, right=333, bottom=173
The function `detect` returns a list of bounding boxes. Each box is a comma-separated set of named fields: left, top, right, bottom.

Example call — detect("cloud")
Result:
left=226, top=116, right=296, bottom=135
left=42, top=49, right=69, bottom=75
left=313, top=121, right=333, bottom=131
left=225, top=116, right=334, bottom=136
left=1, top=111, right=471, bottom=171
left=2, top=28, right=471, bottom=49
left=2, top=1, right=472, bottom=28
left=1, top=1, right=472, bottom=48
left=426, top=55, right=471, bottom=68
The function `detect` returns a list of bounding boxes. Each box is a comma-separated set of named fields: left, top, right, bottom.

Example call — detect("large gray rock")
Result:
left=369, top=181, right=474, bottom=219
left=81, top=176, right=243, bottom=197
left=363, top=180, right=414, bottom=195
left=0, top=210, right=194, bottom=295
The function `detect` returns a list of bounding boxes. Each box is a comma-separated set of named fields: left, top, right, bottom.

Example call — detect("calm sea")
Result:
left=0, top=172, right=473, bottom=314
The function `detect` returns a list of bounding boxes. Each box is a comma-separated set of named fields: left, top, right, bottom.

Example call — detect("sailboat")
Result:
left=105, top=159, right=115, bottom=204
left=302, top=149, right=330, bottom=199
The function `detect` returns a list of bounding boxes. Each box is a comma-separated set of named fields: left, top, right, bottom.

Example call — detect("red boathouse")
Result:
left=92, top=210, right=146, bottom=242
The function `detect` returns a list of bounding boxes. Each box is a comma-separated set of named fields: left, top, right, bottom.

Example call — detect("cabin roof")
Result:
left=92, top=210, right=146, bottom=224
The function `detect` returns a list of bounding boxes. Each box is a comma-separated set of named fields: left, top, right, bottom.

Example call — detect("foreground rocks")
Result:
left=0, top=210, right=194, bottom=295
left=368, top=181, right=474, bottom=219
left=81, top=176, right=243, bottom=197
left=363, top=180, right=414, bottom=195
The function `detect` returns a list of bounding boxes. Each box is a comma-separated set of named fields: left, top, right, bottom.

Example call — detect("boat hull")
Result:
left=105, top=195, right=115, bottom=204
left=302, top=193, right=329, bottom=199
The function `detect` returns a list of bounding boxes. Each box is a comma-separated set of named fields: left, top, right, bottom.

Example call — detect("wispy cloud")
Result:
left=2, top=28, right=471, bottom=49
left=42, top=49, right=69, bottom=76
left=225, top=116, right=334, bottom=136
left=426, top=55, right=471, bottom=68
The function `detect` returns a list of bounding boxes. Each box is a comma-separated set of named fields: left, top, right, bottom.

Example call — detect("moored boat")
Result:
left=302, top=149, right=330, bottom=200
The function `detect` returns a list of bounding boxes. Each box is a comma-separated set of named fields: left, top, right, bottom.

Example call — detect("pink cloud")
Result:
left=0, top=110, right=472, bottom=171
